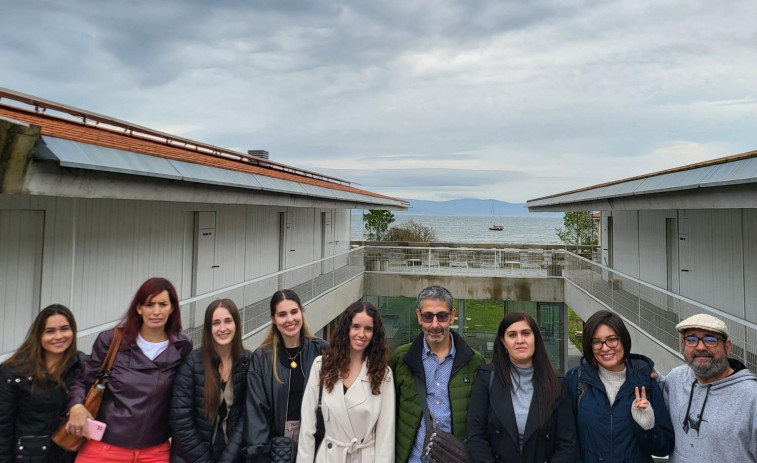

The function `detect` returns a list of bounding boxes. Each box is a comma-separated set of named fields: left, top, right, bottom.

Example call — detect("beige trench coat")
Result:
left=296, top=356, right=395, bottom=463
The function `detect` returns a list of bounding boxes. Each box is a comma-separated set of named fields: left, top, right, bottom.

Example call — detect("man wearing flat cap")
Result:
left=660, top=313, right=757, bottom=462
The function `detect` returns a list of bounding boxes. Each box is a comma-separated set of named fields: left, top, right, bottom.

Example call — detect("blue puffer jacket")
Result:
left=565, top=354, right=674, bottom=463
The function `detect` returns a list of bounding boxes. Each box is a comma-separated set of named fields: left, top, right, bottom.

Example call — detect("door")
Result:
left=0, top=210, right=44, bottom=358
left=321, top=211, right=334, bottom=274
left=192, top=212, right=216, bottom=328
left=666, top=218, right=679, bottom=293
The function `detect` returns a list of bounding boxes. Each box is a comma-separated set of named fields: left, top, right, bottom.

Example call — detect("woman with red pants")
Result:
left=65, top=277, right=192, bottom=462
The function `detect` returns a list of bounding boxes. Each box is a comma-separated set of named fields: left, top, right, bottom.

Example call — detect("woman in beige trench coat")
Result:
left=297, top=301, right=394, bottom=463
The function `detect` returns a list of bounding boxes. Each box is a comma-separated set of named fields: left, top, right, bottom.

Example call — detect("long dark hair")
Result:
left=2, top=304, right=78, bottom=391
left=492, top=311, right=561, bottom=426
left=201, top=299, right=243, bottom=420
left=260, top=289, right=314, bottom=383
left=582, top=310, right=631, bottom=368
left=119, top=277, right=183, bottom=346
left=320, top=301, right=387, bottom=395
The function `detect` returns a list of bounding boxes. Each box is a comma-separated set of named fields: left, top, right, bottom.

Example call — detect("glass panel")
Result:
left=536, top=302, right=565, bottom=372
left=367, top=295, right=565, bottom=372
left=464, top=300, right=505, bottom=362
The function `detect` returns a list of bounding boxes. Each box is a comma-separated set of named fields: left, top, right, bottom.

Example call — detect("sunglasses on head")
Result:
left=420, top=311, right=451, bottom=323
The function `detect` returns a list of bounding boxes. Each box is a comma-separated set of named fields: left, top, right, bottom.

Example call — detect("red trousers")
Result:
left=75, top=440, right=170, bottom=463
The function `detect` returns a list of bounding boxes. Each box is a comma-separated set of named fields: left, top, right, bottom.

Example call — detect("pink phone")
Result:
left=85, top=418, right=107, bottom=441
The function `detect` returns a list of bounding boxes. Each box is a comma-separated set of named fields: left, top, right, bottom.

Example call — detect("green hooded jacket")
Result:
left=389, top=330, right=484, bottom=463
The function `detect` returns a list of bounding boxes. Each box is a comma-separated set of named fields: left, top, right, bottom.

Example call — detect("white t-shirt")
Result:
left=137, top=334, right=169, bottom=361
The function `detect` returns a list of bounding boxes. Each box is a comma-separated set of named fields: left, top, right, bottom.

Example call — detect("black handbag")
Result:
left=415, top=377, right=473, bottom=463
left=269, top=436, right=295, bottom=463
left=314, top=382, right=325, bottom=454
left=14, top=436, right=51, bottom=463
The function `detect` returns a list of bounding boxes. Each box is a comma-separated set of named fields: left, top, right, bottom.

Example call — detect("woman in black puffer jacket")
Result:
left=0, top=304, right=85, bottom=463
left=170, top=299, right=251, bottom=463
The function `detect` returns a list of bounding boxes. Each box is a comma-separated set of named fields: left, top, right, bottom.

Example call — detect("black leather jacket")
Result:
left=170, top=348, right=252, bottom=463
left=0, top=353, right=86, bottom=463
left=67, top=329, right=192, bottom=448
left=243, top=336, right=327, bottom=463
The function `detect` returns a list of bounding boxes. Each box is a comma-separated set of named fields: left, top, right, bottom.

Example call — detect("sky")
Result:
left=2, top=0, right=756, bottom=203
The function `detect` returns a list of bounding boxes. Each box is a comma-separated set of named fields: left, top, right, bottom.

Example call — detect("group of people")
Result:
left=0, top=279, right=755, bottom=463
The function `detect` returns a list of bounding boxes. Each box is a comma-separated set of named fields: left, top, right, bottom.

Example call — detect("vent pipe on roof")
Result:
left=247, top=150, right=269, bottom=160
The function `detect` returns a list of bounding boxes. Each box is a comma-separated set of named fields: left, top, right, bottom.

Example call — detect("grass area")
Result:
left=567, top=306, right=584, bottom=353
left=464, top=300, right=504, bottom=331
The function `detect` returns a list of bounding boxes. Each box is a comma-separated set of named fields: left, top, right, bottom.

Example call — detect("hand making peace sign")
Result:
left=633, top=386, right=650, bottom=409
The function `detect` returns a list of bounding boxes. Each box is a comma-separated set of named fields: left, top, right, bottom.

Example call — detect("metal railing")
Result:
left=363, top=245, right=566, bottom=277
left=16, top=243, right=754, bottom=376
left=73, top=247, right=366, bottom=353
left=563, top=251, right=757, bottom=372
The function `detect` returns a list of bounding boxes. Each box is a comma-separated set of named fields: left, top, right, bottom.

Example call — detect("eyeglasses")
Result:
left=420, top=311, right=451, bottom=323
left=683, top=335, right=725, bottom=348
left=591, top=336, right=620, bottom=351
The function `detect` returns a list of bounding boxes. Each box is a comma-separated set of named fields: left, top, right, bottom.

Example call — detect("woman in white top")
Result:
left=297, top=301, right=394, bottom=463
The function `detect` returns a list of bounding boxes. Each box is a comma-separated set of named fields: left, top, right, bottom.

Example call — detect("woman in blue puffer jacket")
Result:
left=565, top=310, right=674, bottom=463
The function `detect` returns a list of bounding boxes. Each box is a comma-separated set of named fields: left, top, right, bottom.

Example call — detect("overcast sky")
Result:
left=3, top=0, right=756, bottom=202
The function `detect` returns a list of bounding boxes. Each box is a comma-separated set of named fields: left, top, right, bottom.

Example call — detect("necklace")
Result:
left=285, top=347, right=302, bottom=369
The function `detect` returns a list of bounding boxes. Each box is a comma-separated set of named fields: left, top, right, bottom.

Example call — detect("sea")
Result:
left=351, top=213, right=563, bottom=244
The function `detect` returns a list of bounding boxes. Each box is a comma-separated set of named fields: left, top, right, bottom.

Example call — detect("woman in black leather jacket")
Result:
left=170, top=299, right=251, bottom=463
left=243, top=290, right=327, bottom=463
left=0, top=304, right=85, bottom=463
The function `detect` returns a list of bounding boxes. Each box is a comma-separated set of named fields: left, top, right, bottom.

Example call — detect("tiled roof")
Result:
left=0, top=103, right=403, bottom=204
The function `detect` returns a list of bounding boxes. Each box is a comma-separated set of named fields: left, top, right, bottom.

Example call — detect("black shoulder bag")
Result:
left=416, top=376, right=473, bottom=463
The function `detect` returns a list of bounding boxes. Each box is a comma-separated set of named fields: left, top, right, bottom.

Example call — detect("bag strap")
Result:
left=414, top=375, right=434, bottom=430
left=100, top=328, right=122, bottom=375
left=317, top=381, right=323, bottom=406
left=574, top=367, right=589, bottom=412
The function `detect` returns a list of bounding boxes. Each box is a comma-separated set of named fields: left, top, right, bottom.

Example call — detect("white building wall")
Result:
left=606, top=206, right=751, bottom=323
left=611, top=210, right=640, bottom=278
left=744, top=209, right=757, bottom=324
left=0, top=209, right=44, bottom=355
left=0, top=193, right=349, bottom=357
left=679, top=210, right=745, bottom=319
left=637, top=210, right=676, bottom=289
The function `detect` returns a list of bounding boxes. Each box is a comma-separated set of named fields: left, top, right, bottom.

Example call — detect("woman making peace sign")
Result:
left=565, top=310, right=674, bottom=463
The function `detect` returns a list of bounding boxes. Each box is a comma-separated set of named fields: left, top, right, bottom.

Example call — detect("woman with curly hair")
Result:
left=296, top=301, right=394, bottom=463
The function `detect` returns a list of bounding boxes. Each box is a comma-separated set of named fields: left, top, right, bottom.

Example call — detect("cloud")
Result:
left=2, top=0, right=756, bottom=202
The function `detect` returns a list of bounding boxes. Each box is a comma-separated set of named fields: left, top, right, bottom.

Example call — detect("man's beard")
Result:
left=687, top=350, right=727, bottom=380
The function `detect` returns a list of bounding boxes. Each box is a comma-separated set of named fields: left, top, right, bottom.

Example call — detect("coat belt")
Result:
left=324, top=435, right=374, bottom=462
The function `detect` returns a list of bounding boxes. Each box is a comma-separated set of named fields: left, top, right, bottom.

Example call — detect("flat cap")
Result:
left=676, top=313, right=728, bottom=338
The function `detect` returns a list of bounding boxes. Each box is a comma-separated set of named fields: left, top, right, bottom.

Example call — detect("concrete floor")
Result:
left=566, top=338, right=583, bottom=371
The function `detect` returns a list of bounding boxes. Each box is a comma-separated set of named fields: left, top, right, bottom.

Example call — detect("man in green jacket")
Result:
left=389, top=285, right=484, bottom=463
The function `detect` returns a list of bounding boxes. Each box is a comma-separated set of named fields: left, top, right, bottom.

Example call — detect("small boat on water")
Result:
left=488, top=203, right=504, bottom=231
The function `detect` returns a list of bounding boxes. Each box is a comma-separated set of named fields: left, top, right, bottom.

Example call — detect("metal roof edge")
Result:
left=39, top=135, right=407, bottom=208
left=527, top=151, right=757, bottom=207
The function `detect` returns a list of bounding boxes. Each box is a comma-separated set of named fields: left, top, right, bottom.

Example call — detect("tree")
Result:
left=556, top=211, right=598, bottom=247
left=386, top=220, right=438, bottom=242
left=363, top=210, right=395, bottom=241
